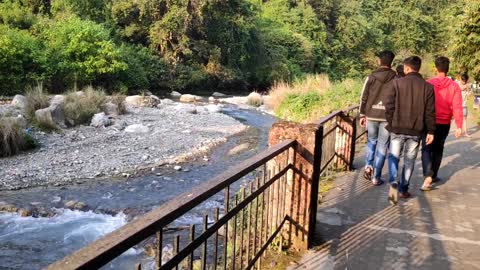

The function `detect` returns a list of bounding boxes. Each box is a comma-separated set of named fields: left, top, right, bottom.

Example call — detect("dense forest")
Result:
left=0, top=0, right=478, bottom=96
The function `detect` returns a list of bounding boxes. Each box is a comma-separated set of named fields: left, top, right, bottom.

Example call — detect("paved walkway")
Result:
left=290, top=125, right=480, bottom=270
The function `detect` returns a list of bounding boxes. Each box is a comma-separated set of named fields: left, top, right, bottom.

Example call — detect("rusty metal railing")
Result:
left=46, top=105, right=365, bottom=270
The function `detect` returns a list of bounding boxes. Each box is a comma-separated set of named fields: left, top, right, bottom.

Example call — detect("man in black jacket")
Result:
left=385, top=56, right=436, bottom=203
left=359, top=50, right=397, bottom=186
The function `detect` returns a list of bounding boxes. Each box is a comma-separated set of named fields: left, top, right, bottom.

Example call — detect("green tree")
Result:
left=452, top=0, right=480, bottom=80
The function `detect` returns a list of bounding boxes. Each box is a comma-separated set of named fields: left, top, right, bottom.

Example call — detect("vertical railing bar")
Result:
left=251, top=178, right=258, bottom=261
left=258, top=164, right=267, bottom=268
left=302, top=164, right=308, bottom=241
left=246, top=182, right=253, bottom=265
left=135, top=263, right=142, bottom=270
left=232, top=195, right=238, bottom=270
left=224, top=186, right=230, bottom=270
left=213, top=208, right=220, bottom=270
left=156, top=230, right=163, bottom=269
left=240, top=188, right=246, bottom=269
left=295, top=162, right=302, bottom=237
left=188, top=224, right=195, bottom=270
left=288, top=147, right=296, bottom=247
left=173, top=235, right=180, bottom=270
left=263, top=169, right=270, bottom=258
left=201, top=214, right=208, bottom=270
left=254, top=176, right=260, bottom=270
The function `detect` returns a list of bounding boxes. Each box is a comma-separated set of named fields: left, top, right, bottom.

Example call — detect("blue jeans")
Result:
left=388, top=133, right=421, bottom=193
left=365, top=120, right=390, bottom=180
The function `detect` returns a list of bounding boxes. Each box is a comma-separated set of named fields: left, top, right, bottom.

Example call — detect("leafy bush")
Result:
left=246, top=92, right=263, bottom=107
left=25, top=83, right=50, bottom=120
left=276, top=91, right=322, bottom=122
left=0, top=25, right=46, bottom=96
left=0, top=117, right=36, bottom=157
left=272, top=76, right=363, bottom=122
left=64, top=86, right=106, bottom=125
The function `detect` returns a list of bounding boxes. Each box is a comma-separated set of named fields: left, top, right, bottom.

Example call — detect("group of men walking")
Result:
left=359, top=51, right=464, bottom=204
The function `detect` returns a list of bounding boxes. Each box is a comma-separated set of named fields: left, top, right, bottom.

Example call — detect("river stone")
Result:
left=170, top=91, right=182, bottom=97
left=17, top=208, right=31, bottom=217
left=74, top=201, right=87, bottom=210
left=125, top=95, right=160, bottom=107
left=64, top=200, right=77, bottom=209
left=179, top=94, right=202, bottom=103
left=205, top=104, right=221, bottom=113
left=90, top=112, right=113, bottom=128
left=161, top=98, right=175, bottom=105
left=11, top=95, right=28, bottom=110
left=125, top=124, right=149, bottom=133
left=35, top=103, right=67, bottom=129
left=174, top=104, right=197, bottom=114
left=0, top=202, right=17, bottom=212
left=208, top=97, right=217, bottom=103
left=212, top=92, right=227, bottom=97
left=50, top=95, right=65, bottom=106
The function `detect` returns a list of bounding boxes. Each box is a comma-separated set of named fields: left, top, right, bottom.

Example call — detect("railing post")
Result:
left=349, top=116, right=357, bottom=171
left=268, top=121, right=322, bottom=251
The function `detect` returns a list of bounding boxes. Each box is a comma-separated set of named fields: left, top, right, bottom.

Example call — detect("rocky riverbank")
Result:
left=0, top=101, right=246, bottom=191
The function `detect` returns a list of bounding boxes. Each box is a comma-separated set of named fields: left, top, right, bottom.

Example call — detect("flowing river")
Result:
left=0, top=105, right=277, bottom=270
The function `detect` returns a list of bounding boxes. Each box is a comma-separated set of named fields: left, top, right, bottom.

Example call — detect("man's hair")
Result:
left=403, top=56, right=422, bottom=72
left=377, top=50, right=395, bottom=67
left=461, top=73, right=469, bottom=82
left=396, top=64, right=405, bottom=77
left=434, top=56, right=450, bottom=73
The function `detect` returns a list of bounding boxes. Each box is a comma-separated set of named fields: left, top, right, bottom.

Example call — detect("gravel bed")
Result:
left=0, top=104, right=246, bottom=190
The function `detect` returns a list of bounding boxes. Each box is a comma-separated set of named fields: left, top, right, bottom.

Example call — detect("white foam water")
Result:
left=0, top=209, right=150, bottom=270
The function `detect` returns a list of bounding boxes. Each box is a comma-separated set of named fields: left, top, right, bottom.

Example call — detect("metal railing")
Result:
left=46, top=105, right=364, bottom=270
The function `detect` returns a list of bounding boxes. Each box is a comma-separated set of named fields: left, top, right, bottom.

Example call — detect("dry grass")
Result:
left=247, top=92, right=263, bottom=107
left=108, top=93, right=127, bottom=115
left=64, top=86, right=107, bottom=125
left=25, top=84, right=50, bottom=120
left=0, top=117, right=35, bottom=157
left=266, top=74, right=331, bottom=112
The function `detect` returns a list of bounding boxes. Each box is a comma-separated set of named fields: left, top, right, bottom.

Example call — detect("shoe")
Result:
left=432, top=177, right=441, bottom=183
left=363, top=168, right=372, bottom=181
left=372, top=178, right=384, bottom=186
left=420, top=177, right=433, bottom=191
left=388, top=183, right=399, bottom=205
left=399, top=192, right=412, bottom=199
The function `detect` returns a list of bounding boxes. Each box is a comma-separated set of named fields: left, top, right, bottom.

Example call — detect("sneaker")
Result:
left=432, top=177, right=441, bottom=183
left=363, top=168, right=373, bottom=181
left=421, top=177, right=433, bottom=191
left=388, top=183, right=399, bottom=205
left=399, top=192, right=412, bottom=199
left=372, top=178, right=384, bottom=186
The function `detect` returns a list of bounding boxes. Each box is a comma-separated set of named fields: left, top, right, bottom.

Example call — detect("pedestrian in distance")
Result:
left=421, top=57, right=463, bottom=190
left=359, top=50, right=397, bottom=186
left=385, top=56, right=436, bottom=203
left=458, top=73, right=472, bottom=137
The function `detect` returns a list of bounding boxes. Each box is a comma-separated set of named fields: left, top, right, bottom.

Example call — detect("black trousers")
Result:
left=421, top=124, right=450, bottom=178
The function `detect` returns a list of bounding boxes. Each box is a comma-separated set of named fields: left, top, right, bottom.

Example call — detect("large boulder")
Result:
left=0, top=105, right=22, bottom=118
left=125, top=124, right=150, bottom=133
left=50, top=95, right=65, bottom=106
left=179, top=94, right=202, bottom=103
left=11, top=95, right=28, bottom=110
left=90, top=112, right=113, bottom=128
left=125, top=95, right=160, bottom=107
left=35, top=103, right=67, bottom=129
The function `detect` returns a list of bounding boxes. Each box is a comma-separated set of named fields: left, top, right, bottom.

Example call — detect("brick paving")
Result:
left=289, top=125, right=480, bottom=270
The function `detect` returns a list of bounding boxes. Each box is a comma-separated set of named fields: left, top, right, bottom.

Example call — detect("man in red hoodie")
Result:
left=421, top=56, right=463, bottom=190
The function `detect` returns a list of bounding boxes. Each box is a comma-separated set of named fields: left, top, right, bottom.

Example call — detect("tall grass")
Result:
left=269, top=75, right=362, bottom=122
left=25, top=84, right=50, bottom=120
left=0, top=117, right=36, bottom=157
left=266, top=74, right=331, bottom=112
left=64, top=86, right=107, bottom=125
left=108, top=93, right=127, bottom=115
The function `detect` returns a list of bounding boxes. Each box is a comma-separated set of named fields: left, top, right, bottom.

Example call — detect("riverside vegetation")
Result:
left=1, top=0, right=479, bottom=97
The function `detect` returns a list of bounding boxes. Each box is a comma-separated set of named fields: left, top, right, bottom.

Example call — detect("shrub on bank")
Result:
left=0, top=117, right=36, bottom=157
left=269, top=75, right=362, bottom=122
left=64, top=87, right=107, bottom=125
left=247, top=92, right=263, bottom=107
